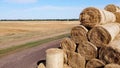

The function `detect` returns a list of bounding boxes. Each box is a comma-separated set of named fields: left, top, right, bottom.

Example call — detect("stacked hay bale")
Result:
left=71, top=25, right=88, bottom=44
left=80, top=7, right=116, bottom=29
left=104, top=4, right=120, bottom=12
left=37, top=4, right=120, bottom=68
left=105, top=4, right=120, bottom=23
left=88, top=23, right=120, bottom=47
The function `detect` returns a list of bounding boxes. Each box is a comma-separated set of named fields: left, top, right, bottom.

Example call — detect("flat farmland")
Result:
left=0, top=21, right=79, bottom=49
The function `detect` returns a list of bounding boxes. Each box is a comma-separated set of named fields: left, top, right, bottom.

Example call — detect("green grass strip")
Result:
left=0, top=33, right=70, bottom=57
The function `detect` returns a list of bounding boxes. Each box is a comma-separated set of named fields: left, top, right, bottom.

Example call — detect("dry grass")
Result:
left=0, top=21, right=79, bottom=49
left=0, top=21, right=78, bottom=35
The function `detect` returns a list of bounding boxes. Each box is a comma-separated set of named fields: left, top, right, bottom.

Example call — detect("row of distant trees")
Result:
left=0, top=19, right=79, bottom=21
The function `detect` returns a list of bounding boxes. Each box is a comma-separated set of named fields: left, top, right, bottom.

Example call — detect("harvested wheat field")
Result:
left=0, top=21, right=79, bottom=49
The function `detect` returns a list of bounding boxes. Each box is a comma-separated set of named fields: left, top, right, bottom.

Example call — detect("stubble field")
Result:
left=0, top=21, right=79, bottom=49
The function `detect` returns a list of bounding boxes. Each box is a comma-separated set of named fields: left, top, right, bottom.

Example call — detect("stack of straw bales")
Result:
left=37, top=4, right=120, bottom=68
left=104, top=4, right=120, bottom=23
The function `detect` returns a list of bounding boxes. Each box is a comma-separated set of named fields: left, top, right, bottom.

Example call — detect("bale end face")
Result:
left=114, top=12, right=120, bottom=23
left=80, top=7, right=101, bottom=28
left=99, top=46, right=120, bottom=64
left=104, top=64, right=120, bottom=68
left=60, top=38, right=76, bottom=52
left=71, top=25, right=88, bottom=44
left=67, top=51, right=86, bottom=68
left=77, top=41, right=97, bottom=60
left=86, top=59, right=105, bottom=68
left=104, top=4, right=119, bottom=12
left=88, top=26, right=111, bottom=47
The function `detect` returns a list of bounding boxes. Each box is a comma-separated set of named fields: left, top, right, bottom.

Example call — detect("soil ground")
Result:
left=0, top=39, right=61, bottom=68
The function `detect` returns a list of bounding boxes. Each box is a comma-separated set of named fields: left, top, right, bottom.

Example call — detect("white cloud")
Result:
left=4, top=0, right=37, bottom=3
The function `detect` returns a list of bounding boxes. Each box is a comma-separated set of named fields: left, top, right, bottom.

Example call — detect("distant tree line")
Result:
left=0, top=19, right=79, bottom=21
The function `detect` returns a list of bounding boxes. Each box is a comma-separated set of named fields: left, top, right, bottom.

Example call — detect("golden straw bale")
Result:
left=71, top=25, right=88, bottom=44
left=104, top=4, right=120, bottom=12
left=113, top=12, right=120, bottom=23
left=99, top=39, right=120, bottom=64
left=46, top=48, right=64, bottom=68
left=104, top=64, right=120, bottom=68
left=77, top=41, right=97, bottom=60
left=67, top=51, right=86, bottom=68
left=86, top=59, right=105, bottom=68
left=80, top=7, right=116, bottom=28
left=88, top=23, right=120, bottom=47
left=38, top=63, right=45, bottom=68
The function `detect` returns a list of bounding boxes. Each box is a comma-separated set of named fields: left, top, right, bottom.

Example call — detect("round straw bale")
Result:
left=67, top=51, right=86, bottom=68
left=38, top=63, right=45, bottom=68
left=60, top=38, right=76, bottom=63
left=80, top=7, right=116, bottom=28
left=86, top=59, right=105, bottom=68
left=104, top=64, right=120, bottom=68
left=60, top=38, right=76, bottom=52
left=64, top=64, right=72, bottom=68
left=63, top=52, right=68, bottom=64
left=71, top=25, right=88, bottom=44
left=115, top=33, right=120, bottom=40
left=77, top=41, right=97, bottom=60
left=46, top=48, right=64, bottom=68
left=80, top=7, right=101, bottom=28
left=104, top=4, right=120, bottom=12
left=99, top=40, right=120, bottom=64
left=113, top=12, right=120, bottom=23
left=88, top=23, right=120, bottom=47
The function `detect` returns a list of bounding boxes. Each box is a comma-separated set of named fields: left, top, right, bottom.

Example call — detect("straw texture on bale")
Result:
left=64, top=64, right=72, bottom=68
left=38, top=63, right=45, bottom=68
left=86, top=59, right=105, bottom=68
left=80, top=7, right=116, bottom=28
left=60, top=38, right=76, bottom=52
left=104, top=64, right=120, bottom=68
left=88, top=23, right=120, bottom=47
left=46, top=48, right=64, bottom=68
left=113, top=12, right=120, bottom=23
left=115, top=33, right=120, bottom=40
left=99, top=39, right=120, bottom=64
left=71, top=25, right=88, bottom=44
left=67, top=51, right=86, bottom=68
left=77, top=41, right=97, bottom=60
left=63, top=52, right=68, bottom=64
left=104, top=4, right=120, bottom=12
left=60, top=38, right=76, bottom=63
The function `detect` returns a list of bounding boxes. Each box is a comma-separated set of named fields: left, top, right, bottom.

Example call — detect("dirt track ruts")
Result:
left=0, top=39, right=61, bottom=68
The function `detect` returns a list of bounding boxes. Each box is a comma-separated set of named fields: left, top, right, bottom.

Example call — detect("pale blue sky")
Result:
left=0, top=0, right=120, bottom=19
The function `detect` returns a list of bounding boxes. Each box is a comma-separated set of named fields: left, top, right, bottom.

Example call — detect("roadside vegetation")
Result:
left=0, top=33, right=70, bottom=57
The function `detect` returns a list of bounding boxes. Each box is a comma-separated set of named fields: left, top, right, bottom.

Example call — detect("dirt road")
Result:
left=0, top=39, right=61, bottom=68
